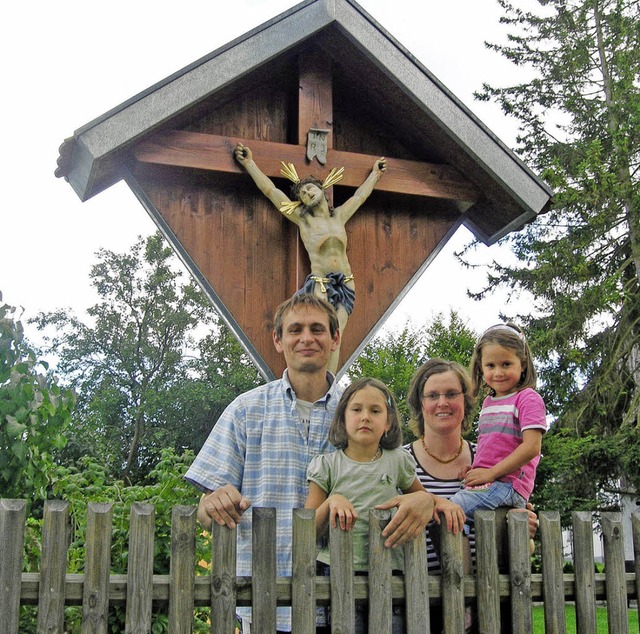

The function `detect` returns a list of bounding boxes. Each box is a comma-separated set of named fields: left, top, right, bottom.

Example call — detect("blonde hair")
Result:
left=329, top=377, right=402, bottom=449
left=470, top=323, right=537, bottom=397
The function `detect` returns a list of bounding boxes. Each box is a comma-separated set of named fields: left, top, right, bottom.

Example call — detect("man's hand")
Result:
left=198, top=484, right=252, bottom=529
left=375, top=490, right=433, bottom=548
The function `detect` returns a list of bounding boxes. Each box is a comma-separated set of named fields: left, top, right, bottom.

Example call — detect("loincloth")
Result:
left=297, top=272, right=355, bottom=315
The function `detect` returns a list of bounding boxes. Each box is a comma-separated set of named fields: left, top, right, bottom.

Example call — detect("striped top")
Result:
left=404, top=441, right=477, bottom=573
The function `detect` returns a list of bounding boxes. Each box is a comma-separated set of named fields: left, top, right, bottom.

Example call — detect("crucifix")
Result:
left=133, top=52, right=479, bottom=376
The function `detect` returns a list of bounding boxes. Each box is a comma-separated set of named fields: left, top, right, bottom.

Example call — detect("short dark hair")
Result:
left=273, top=293, right=339, bottom=339
left=470, top=323, right=537, bottom=397
left=407, top=358, right=474, bottom=437
left=329, top=377, right=402, bottom=450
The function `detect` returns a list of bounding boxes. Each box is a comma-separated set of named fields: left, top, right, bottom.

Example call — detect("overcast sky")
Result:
left=1, top=0, right=534, bottom=344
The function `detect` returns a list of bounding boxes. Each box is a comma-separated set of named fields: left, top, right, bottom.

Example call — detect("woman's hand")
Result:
left=328, top=494, right=358, bottom=531
left=431, top=496, right=466, bottom=535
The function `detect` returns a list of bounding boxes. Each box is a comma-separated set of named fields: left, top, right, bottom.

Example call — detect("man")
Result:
left=185, top=293, right=433, bottom=632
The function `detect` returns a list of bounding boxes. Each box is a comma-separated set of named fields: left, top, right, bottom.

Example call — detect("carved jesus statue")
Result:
left=234, top=143, right=386, bottom=372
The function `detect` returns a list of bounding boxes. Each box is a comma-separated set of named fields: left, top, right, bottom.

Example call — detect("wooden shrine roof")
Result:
left=56, top=0, right=551, bottom=245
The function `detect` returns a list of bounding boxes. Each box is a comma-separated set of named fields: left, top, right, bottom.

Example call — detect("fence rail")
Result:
left=1, top=498, right=638, bottom=633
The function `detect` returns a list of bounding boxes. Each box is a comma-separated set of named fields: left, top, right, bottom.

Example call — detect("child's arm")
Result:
left=305, top=481, right=358, bottom=535
left=464, top=429, right=544, bottom=487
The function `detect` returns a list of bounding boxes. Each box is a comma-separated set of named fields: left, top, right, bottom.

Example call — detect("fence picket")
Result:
left=252, top=507, right=277, bottom=632
left=440, top=525, right=465, bottom=633
left=369, top=509, right=393, bottom=633
left=507, top=510, right=533, bottom=633
left=403, top=525, right=430, bottom=634
left=0, top=499, right=27, bottom=633
left=329, top=520, right=355, bottom=632
left=2, top=500, right=639, bottom=630
left=125, top=502, right=155, bottom=633
left=292, top=508, right=317, bottom=634
left=37, top=500, right=70, bottom=633
left=572, top=511, right=598, bottom=634
left=540, top=510, right=567, bottom=634
left=602, top=512, right=629, bottom=634
left=82, top=502, right=113, bottom=634
left=210, top=513, right=237, bottom=633
left=475, top=510, right=501, bottom=633
left=169, top=505, right=197, bottom=631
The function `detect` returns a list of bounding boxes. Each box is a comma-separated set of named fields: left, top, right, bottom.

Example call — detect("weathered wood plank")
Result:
left=369, top=509, right=393, bottom=633
left=572, top=511, right=597, bottom=634
left=37, top=500, right=70, bottom=633
left=403, top=527, right=431, bottom=634
left=168, top=505, right=196, bottom=632
left=633, top=510, right=640, bottom=620
left=507, top=510, right=533, bottom=634
left=0, top=499, right=27, bottom=633
left=292, top=508, right=316, bottom=634
left=252, top=507, right=277, bottom=632
left=82, top=502, right=113, bottom=634
left=125, top=502, right=155, bottom=633
left=134, top=130, right=480, bottom=202
left=330, top=520, right=355, bottom=632
left=440, top=524, right=465, bottom=633
left=210, top=515, right=237, bottom=633
left=601, top=512, right=629, bottom=634
left=540, top=510, right=567, bottom=634
left=475, top=510, right=501, bottom=633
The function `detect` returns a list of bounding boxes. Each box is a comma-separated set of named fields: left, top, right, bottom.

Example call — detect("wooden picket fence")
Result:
left=1, top=498, right=638, bottom=633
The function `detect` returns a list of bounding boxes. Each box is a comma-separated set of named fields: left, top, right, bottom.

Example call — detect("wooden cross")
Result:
left=132, top=52, right=479, bottom=377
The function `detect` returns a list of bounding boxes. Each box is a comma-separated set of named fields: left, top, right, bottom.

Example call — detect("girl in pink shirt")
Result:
left=448, top=323, right=547, bottom=525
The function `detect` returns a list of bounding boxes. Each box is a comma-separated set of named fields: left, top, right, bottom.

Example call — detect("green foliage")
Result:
left=467, top=0, right=640, bottom=512
left=348, top=311, right=477, bottom=441
left=20, top=449, right=211, bottom=632
left=48, top=448, right=207, bottom=575
left=32, top=233, right=262, bottom=484
left=0, top=292, right=75, bottom=502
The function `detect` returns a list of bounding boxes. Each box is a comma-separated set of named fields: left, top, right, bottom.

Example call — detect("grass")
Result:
left=532, top=604, right=638, bottom=632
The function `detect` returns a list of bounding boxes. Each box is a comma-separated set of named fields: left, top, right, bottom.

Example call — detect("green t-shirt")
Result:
left=307, top=447, right=417, bottom=571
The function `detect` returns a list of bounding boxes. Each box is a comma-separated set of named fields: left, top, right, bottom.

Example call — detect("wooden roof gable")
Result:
left=55, top=0, right=551, bottom=379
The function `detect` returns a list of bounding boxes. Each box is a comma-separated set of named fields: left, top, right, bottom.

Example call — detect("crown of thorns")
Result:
left=279, top=162, right=344, bottom=215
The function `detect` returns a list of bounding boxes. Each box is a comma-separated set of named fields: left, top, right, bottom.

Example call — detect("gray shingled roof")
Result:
left=55, top=0, right=551, bottom=245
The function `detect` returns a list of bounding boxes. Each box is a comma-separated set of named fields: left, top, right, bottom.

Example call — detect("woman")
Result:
left=404, top=358, right=538, bottom=633
left=404, top=358, right=478, bottom=573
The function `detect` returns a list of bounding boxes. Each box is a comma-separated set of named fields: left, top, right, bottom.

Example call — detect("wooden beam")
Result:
left=134, top=130, right=480, bottom=203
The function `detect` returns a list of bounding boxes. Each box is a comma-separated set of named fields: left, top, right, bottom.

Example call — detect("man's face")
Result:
left=273, top=305, right=339, bottom=374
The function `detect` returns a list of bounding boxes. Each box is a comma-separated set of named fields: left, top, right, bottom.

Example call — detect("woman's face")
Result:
left=420, top=370, right=465, bottom=435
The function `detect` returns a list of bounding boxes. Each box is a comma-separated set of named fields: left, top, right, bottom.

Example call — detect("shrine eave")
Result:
left=54, top=0, right=551, bottom=245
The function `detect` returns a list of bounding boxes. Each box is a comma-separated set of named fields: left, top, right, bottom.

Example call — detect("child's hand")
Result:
left=458, top=465, right=472, bottom=480
left=431, top=497, right=466, bottom=535
left=463, top=468, right=493, bottom=487
left=328, top=494, right=358, bottom=531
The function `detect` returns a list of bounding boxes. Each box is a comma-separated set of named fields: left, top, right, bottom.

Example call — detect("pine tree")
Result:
left=470, top=0, right=640, bottom=508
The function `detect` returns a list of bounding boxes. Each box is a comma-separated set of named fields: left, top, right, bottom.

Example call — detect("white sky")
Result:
left=0, top=0, right=535, bottom=345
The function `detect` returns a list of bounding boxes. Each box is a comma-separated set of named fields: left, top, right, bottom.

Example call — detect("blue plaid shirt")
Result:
left=185, top=370, right=341, bottom=630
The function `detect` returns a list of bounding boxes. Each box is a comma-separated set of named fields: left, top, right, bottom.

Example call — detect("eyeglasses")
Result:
left=422, top=391, right=463, bottom=402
